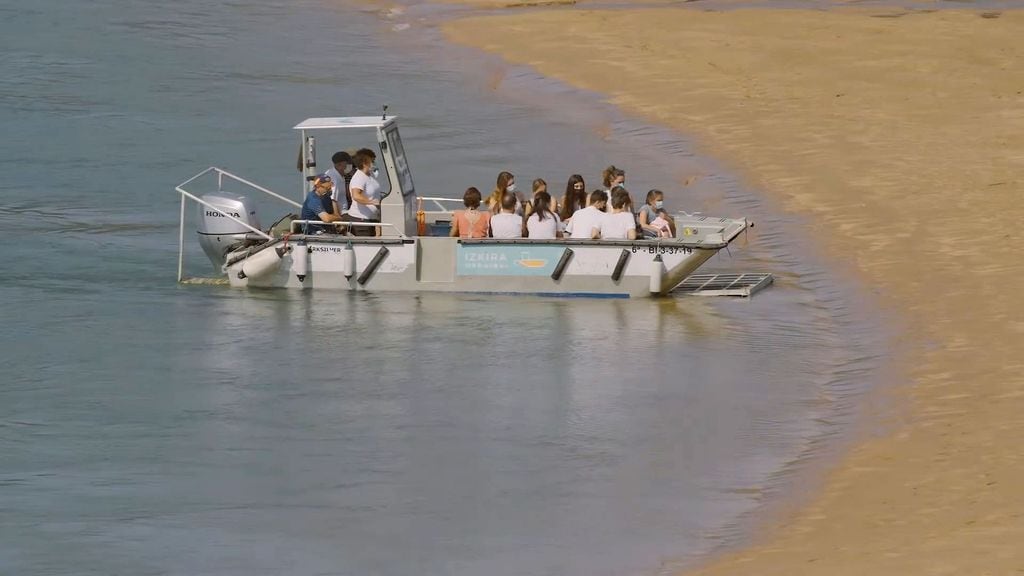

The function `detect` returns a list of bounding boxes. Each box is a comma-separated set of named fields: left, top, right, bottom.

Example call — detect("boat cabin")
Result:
left=295, top=115, right=419, bottom=237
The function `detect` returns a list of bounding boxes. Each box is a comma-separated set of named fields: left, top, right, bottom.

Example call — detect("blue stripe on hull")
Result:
left=455, top=291, right=630, bottom=299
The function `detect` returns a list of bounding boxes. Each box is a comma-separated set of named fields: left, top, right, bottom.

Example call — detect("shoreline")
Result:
left=364, top=0, right=897, bottom=569
left=441, top=5, right=1024, bottom=574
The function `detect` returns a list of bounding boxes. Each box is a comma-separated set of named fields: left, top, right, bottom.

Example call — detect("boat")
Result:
left=175, top=114, right=751, bottom=298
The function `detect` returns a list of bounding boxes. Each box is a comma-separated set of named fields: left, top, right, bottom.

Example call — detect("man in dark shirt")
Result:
left=325, top=150, right=354, bottom=216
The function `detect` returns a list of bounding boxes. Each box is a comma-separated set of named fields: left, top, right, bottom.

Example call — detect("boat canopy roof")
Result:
left=292, top=116, right=397, bottom=130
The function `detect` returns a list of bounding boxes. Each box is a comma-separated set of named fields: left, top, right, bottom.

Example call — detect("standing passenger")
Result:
left=525, top=191, right=561, bottom=239
left=489, top=192, right=523, bottom=238
left=347, top=148, right=383, bottom=237
left=450, top=187, right=491, bottom=239
left=324, top=150, right=354, bottom=215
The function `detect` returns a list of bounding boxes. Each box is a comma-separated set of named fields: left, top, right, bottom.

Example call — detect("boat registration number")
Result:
left=631, top=245, right=693, bottom=255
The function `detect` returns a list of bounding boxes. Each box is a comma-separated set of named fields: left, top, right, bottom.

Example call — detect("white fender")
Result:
left=293, top=243, right=308, bottom=282
left=342, top=242, right=355, bottom=280
left=240, top=246, right=285, bottom=280
left=649, top=254, right=665, bottom=295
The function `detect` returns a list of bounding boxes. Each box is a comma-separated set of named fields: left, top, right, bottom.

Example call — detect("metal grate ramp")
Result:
left=674, top=273, right=774, bottom=297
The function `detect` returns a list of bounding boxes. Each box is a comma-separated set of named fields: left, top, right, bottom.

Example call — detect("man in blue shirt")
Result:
left=301, top=173, right=342, bottom=234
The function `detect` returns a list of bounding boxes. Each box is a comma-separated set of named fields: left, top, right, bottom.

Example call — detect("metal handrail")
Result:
left=177, top=166, right=303, bottom=208
left=418, top=196, right=461, bottom=213
left=289, top=219, right=404, bottom=236
left=175, top=166, right=302, bottom=282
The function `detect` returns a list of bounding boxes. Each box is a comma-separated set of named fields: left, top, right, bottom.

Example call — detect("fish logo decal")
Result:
left=516, top=258, right=548, bottom=269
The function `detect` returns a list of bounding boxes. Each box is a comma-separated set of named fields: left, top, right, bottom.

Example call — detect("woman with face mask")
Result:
left=559, top=174, right=587, bottom=224
left=346, top=147, right=383, bottom=237
left=638, top=189, right=675, bottom=238
left=487, top=171, right=521, bottom=215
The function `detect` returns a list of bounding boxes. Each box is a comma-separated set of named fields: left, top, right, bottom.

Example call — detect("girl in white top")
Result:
left=347, top=148, right=383, bottom=236
left=525, top=191, right=562, bottom=239
left=599, top=188, right=638, bottom=240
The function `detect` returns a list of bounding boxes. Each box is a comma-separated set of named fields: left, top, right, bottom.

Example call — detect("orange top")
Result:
left=454, top=209, right=491, bottom=238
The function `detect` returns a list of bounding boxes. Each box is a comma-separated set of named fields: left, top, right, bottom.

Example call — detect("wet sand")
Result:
left=445, top=7, right=1024, bottom=574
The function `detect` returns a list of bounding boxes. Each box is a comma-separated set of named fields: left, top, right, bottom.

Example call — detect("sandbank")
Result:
left=444, top=7, right=1024, bottom=574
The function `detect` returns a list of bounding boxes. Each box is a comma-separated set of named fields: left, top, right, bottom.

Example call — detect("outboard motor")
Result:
left=197, top=193, right=261, bottom=270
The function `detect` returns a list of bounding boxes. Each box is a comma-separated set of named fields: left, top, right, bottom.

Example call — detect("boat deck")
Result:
left=673, top=273, right=774, bottom=297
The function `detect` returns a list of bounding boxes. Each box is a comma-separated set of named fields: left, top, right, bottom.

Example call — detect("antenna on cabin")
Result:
left=382, top=104, right=389, bottom=120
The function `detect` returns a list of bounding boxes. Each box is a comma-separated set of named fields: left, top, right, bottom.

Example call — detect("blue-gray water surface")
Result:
left=0, top=1, right=884, bottom=575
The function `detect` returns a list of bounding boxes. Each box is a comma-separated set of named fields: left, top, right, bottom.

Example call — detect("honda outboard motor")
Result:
left=197, top=193, right=261, bottom=270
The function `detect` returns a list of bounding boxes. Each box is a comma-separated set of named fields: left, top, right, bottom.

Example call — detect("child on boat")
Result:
left=650, top=209, right=673, bottom=238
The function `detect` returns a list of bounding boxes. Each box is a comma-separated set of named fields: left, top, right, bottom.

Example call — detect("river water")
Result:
left=0, top=1, right=884, bottom=575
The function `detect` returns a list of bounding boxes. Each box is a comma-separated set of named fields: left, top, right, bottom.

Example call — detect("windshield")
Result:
left=383, top=125, right=415, bottom=197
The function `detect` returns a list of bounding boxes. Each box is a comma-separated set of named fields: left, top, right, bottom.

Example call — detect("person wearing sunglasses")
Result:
left=301, top=173, right=343, bottom=234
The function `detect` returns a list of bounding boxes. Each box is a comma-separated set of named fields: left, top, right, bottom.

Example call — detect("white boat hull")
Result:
left=223, top=228, right=740, bottom=298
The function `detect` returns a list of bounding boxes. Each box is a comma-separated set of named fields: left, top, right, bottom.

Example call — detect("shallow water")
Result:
left=1, top=1, right=883, bottom=575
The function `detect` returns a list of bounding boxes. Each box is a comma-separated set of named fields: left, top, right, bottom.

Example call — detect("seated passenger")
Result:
left=522, top=178, right=548, bottom=219
left=489, top=192, right=523, bottom=238
left=638, top=189, right=676, bottom=238
left=525, top=191, right=562, bottom=239
left=450, top=187, right=491, bottom=239
left=599, top=189, right=638, bottom=240
left=601, top=165, right=626, bottom=212
left=559, top=174, right=587, bottom=223
left=650, top=209, right=673, bottom=238
left=564, top=190, right=608, bottom=239
left=300, top=173, right=342, bottom=234
left=487, top=171, right=521, bottom=215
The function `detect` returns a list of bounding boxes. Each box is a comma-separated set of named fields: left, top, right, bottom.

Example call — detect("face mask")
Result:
left=654, top=200, right=664, bottom=209
left=372, top=167, right=380, bottom=178
left=506, top=183, right=517, bottom=193
left=344, top=165, right=354, bottom=175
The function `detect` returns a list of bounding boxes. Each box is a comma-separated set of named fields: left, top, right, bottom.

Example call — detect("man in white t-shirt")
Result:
left=565, top=190, right=608, bottom=239
left=489, top=192, right=523, bottom=238
left=346, top=148, right=383, bottom=237
left=600, top=189, right=638, bottom=240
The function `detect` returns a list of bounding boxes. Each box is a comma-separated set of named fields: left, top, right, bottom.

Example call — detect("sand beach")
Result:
left=445, top=7, right=1024, bottom=574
